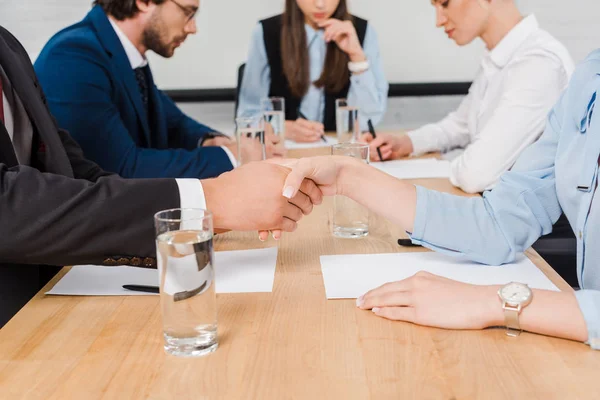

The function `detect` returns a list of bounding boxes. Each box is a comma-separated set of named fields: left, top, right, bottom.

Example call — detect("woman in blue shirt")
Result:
left=275, top=50, right=600, bottom=350
left=237, top=0, right=389, bottom=143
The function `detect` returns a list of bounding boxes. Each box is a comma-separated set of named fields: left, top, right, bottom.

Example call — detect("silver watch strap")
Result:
left=503, top=304, right=522, bottom=337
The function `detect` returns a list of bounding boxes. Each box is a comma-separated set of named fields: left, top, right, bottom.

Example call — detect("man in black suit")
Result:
left=0, top=25, right=320, bottom=327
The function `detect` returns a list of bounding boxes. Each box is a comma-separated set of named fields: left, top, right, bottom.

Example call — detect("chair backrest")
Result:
left=234, top=63, right=246, bottom=120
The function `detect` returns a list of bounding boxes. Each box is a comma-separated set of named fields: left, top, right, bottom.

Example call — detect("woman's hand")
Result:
left=279, top=156, right=348, bottom=198
left=258, top=156, right=349, bottom=241
left=265, top=121, right=286, bottom=158
left=318, top=19, right=366, bottom=62
left=359, top=132, right=414, bottom=162
left=357, top=272, right=502, bottom=330
left=285, top=119, right=325, bottom=143
left=202, top=135, right=233, bottom=147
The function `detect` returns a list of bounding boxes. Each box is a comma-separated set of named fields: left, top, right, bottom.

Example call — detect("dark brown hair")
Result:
left=281, top=0, right=351, bottom=98
left=93, top=0, right=166, bottom=20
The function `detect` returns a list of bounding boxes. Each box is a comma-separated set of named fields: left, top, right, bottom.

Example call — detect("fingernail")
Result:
left=356, top=295, right=364, bottom=307
left=282, top=186, right=294, bottom=199
left=258, top=233, right=265, bottom=242
left=372, top=307, right=380, bottom=314
left=272, top=231, right=280, bottom=241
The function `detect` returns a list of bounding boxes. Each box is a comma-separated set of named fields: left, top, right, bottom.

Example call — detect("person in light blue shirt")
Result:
left=276, top=50, right=600, bottom=350
left=237, top=0, right=388, bottom=143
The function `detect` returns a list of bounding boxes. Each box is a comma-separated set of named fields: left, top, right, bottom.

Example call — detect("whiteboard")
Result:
left=0, top=0, right=598, bottom=90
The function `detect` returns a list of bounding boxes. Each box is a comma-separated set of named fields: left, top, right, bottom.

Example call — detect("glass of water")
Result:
left=235, top=115, right=266, bottom=166
left=155, top=208, right=217, bottom=357
left=335, top=98, right=360, bottom=143
left=261, top=97, right=286, bottom=138
left=332, top=143, right=370, bottom=238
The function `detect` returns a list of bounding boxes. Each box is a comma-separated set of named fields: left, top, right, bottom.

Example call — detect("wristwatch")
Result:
left=348, top=59, right=369, bottom=74
left=497, top=282, right=533, bottom=337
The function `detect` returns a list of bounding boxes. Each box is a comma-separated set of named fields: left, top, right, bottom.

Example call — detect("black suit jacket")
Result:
left=0, top=26, right=180, bottom=327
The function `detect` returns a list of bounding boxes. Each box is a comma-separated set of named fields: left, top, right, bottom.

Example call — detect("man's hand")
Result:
left=202, top=161, right=323, bottom=232
left=224, top=127, right=286, bottom=165
left=256, top=156, right=347, bottom=241
left=202, top=135, right=233, bottom=147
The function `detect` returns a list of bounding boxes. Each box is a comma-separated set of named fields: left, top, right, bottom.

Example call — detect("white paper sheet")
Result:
left=320, top=252, right=559, bottom=299
left=47, top=247, right=279, bottom=296
left=371, top=159, right=451, bottom=179
left=285, top=137, right=338, bottom=150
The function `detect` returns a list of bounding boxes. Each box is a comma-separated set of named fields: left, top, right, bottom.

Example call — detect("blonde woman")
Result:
left=363, top=0, right=573, bottom=194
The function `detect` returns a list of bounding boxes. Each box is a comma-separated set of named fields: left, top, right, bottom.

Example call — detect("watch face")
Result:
left=500, top=282, right=532, bottom=304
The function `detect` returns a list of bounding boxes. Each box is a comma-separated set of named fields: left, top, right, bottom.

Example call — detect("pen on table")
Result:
left=367, top=119, right=384, bottom=162
left=397, top=238, right=421, bottom=247
left=297, top=108, right=327, bottom=143
left=123, top=284, right=159, bottom=294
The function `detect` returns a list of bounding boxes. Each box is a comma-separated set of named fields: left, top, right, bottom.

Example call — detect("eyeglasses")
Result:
left=168, top=0, right=198, bottom=22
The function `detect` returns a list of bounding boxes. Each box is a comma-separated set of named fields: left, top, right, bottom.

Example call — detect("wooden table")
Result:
left=1, top=146, right=598, bottom=400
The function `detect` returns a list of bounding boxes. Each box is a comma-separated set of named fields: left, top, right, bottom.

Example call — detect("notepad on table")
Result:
left=46, top=247, right=279, bottom=296
left=371, top=159, right=450, bottom=179
left=320, top=252, right=559, bottom=299
left=285, top=137, right=338, bottom=150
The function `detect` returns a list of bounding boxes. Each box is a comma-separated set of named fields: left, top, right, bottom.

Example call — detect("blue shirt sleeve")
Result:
left=237, top=24, right=271, bottom=119
left=347, top=24, right=389, bottom=130
left=409, top=91, right=565, bottom=265
left=409, top=84, right=600, bottom=349
left=574, top=290, right=600, bottom=350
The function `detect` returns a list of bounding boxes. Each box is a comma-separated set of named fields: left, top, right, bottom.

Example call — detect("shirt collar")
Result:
left=108, top=17, right=148, bottom=69
left=485, top=14, right=539, bottom=69
left=305, top=24, right=323, bottom=47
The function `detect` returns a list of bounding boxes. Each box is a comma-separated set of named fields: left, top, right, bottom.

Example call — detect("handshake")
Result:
left=202, top=156, right=344, bottom=238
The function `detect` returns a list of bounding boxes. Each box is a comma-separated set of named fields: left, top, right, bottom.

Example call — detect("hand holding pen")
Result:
left=367, top=119, right=384, bottom=162
left=296, top=109, right=328, bottom=143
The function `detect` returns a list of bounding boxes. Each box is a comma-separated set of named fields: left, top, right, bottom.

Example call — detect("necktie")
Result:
left=0, top=77, right=5, bottom=124
left=134, top=67, right=149, bottom=115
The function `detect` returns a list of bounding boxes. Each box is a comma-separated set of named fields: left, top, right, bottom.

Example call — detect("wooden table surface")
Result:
left=0, top=144, right=598, bottom=400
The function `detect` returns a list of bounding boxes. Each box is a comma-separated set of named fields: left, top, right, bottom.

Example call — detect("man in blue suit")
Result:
left=34, top=0, right=272, bottom=179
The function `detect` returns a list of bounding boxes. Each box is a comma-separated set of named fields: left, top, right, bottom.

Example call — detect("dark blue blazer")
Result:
left=34, top=6, right=233, bottom=179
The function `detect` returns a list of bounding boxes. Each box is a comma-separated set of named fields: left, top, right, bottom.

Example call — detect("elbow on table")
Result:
left=450, top=166, right=498, bottom=194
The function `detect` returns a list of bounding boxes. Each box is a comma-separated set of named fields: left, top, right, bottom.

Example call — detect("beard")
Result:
left=142, top=12, right=184, bottom=58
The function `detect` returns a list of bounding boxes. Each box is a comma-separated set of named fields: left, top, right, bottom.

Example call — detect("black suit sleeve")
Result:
left=0, top=25, right=182, bottom=268
left=0, top=163, right=180, bottom=266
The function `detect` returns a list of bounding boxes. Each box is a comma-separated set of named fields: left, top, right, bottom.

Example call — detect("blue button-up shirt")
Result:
left=410, top=50, right=600, bottom=350
left=237, top=22, right=389, bottom=131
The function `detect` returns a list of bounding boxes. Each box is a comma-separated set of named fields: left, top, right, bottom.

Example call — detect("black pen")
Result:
left=367, top=119, right=384, bottom=162
left=123, top=284, right=159, bottom=294
left=398, top=238, right=421, bottom=247
left=297, top=108, right=327, bottom=143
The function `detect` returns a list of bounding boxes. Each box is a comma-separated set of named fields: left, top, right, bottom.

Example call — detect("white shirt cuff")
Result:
left=175, top=178, right=206, bottom=210
left=220, top=146, right=237, bottom=168
left=407, top=124, right=443, bottom=156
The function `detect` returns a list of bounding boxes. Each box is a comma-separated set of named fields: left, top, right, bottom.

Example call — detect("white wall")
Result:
left=520, top=1, right=600, bottom=64
left=145, top=0, right=486, bottom=89
left=0, top=0, right=598, bottom=90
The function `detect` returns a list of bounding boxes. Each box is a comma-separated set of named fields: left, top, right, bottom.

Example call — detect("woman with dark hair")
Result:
left=237, top=0, right=389, bottom=143
left=362, top=0, right=573, bottom=195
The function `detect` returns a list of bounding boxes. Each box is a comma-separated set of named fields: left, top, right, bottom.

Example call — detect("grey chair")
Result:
left=234, top=63, right=246, bottom=120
